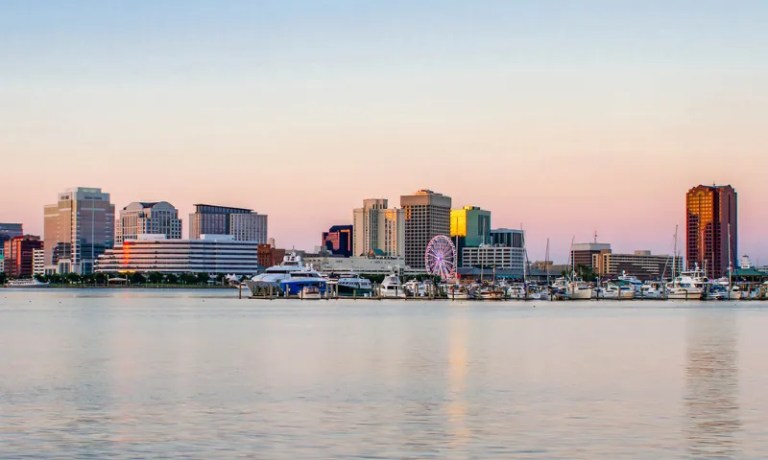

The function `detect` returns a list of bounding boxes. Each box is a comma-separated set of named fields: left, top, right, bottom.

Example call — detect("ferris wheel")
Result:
left=425, top=235, right=457, bottom=280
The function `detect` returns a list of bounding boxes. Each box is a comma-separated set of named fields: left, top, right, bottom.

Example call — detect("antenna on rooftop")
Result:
left=593, top=231, right=598, bottom=244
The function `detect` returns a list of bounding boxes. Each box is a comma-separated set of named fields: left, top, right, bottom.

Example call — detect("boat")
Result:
left=335, top=273, right=373, bottom=297
left=617, top=272, right=644, bottom=296
left=4, top=278, right=50, bottom=287
left=379, top=273, right=406, bottom=298
left=403, top=279, right=427, bottom=297
left=639, top=281, right=665, bottom=299
left=553, top=276, right=592, bottom=300
left=447, top=284, right=472, bottom=300
left=506, top=283, right=527, bottom=300
left=665, top=270, right=704, bottom=300
left=298, top=285, right=323, bottom=300
left=245, top=252, right=327, bottom=297
left=477, top=285, right=505, bottom=301
left=597, top=281, right=635, bottom=300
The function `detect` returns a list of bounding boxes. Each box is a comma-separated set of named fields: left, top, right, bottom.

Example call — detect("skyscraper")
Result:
left=189, top=204, right=267, bottom=243
left=352, top=199, right=404, bottom=257
left=3, top=235, right=43, bottom=278
left=686, top=185, right=737, bottom=278
left=400, top=189, right=452, bottom=270
left=44, top=187, right=115, bottom=274
left=322, top=225, right=353, bottom=257
left=116, top=201, right=182, bottom=245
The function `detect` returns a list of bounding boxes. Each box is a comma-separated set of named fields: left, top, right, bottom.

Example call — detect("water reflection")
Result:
left=447, top=314, right=469, bottom=449
left=685, top=311, right=741, bottom=458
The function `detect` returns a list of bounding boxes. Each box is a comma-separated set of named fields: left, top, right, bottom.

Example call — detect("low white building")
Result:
left=95, top=234, right=259, bottom=274
left=303, top=255, right=418, bottom=275
left=461, top=245, right=525, bottom=274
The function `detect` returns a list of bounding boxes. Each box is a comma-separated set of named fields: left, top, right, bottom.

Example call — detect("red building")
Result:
left=257, top=244, right=286, bottom=268
left=686, top=185, right=737, bottom=279
left=3, top=235, right=43, bottom=278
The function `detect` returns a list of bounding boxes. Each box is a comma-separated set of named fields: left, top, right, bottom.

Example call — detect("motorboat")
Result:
left=379, top=273, right=406, bottom=298
left=299, top=285, right=323, bottom=300
left=447, top=284, right=472, bottom=300
left=639, top=281, right=665, bottom=299
left=477, top=285, right=505, bottom=301
left=665, top=272, right=704, bottom=300
left=245, top=252, right=327, bottom=297
left=335, top=273, right=373, bottom=297
left=597, top=281, right=635, bottom=300
left=403, top=279, right=427, bottom=297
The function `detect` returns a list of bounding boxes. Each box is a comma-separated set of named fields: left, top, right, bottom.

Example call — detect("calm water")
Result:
left=1, top=289, right=768, bottom=459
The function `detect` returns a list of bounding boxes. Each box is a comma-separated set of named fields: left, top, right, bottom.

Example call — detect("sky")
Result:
left=1, top=1, right=767, bottom=263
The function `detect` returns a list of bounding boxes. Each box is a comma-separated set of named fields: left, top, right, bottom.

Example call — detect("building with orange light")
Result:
left=3, top=235, right=43, bottom=278
left=686, top=184, right=737, bottom=278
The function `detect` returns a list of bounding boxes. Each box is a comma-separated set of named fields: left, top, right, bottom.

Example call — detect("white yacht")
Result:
left=447, top=284, right=472, bottom=300
left=553, top=276, right=592, bottom=300
left=639, top=281, right=665, bottom=299
left=379, top=273, right=406, bottom=298
left=246, top=253, right=327, bottom=297
left=335, top=274, right=373, bottom=297
left=4, top=278, right=49, bottom=287
left=598, top=282, right=635, bottom=300
left=665, top=271, right=704, bottom=300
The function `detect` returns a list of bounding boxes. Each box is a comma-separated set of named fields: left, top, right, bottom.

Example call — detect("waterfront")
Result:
left=2, top=290, right=768, bottom=458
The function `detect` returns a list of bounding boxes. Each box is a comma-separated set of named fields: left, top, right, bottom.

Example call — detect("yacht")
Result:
left=245, top=253, right=327, bottom=297
left=4, top=278, right=49, bottom=287
left=665, top=271, right=704, bottom=300
left=506, top=283, right=527, bottom=300
left=403, top=279, right=427, bottom=297
left=332, top=273, right=373, bottom=297
left=639, top=281, right=665, bottom=299
left=477, top=284, right=505, bottom=301
left=597, top=282, right=635, bottom=300
left=553, top=276, right=592, bottom=300
left=379, top=273, right=406, bottom=298
left=447, top=284, right=472, bottom=300
left=617, top=272, right=644, bottom=296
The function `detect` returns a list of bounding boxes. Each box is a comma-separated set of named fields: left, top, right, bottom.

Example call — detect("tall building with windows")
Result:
left=43, top=187, right=115, bottom=275
left=3, top=235, right=43, bottom=278
left=0, top=223, right=23, bottom=270
left=570, top=242, right=611, bottom=271
left=322, top=225, right=353, bottom=257
left=116, top=201, right=182, bottom=245
left=352, top=199, right=405, bottom=257
left=450, top=206, right=491, bottom=266
left=400, top=189, right=451, bottom=270
left=686, top=184, right=737, bottom=278
left=189, top=204, right=267, bottom=243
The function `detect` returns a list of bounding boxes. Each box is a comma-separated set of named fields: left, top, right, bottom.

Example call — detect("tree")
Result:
left=147, top=272, right=164, bottom=284
left=165, top=273, right=178, bottom=284
left=128, top=272, right=146, bottom=284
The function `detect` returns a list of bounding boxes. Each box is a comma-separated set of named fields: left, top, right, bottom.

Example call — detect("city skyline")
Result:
left=2, top=1, right=768, bottom=262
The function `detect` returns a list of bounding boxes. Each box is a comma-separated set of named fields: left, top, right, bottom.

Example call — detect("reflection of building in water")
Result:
left=685, top=313, right=741, bottom=459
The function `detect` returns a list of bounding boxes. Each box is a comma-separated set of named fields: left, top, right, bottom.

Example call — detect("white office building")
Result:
left=116, top=201, right=182, bottom=245
left=95, top=235, right=260, bottom=274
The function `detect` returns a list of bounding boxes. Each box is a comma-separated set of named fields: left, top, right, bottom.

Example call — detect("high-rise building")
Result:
left=189, top=204, right=267, bottom=243
left=0, top=223, right=23, bottom=244
left=44, top=187, right=115, bottom=275
left=353, top=199, right=405, bottom=257
left=570, top=242, right=611, bottom=271
left=686, top=184, right=738, bottom=278
left=229, top=213, right=268, bottom=243
left=116, top=201, right=182, bottom=245
left=450, top=206, right=491, bottom=247
left=0, top=223, right=23, bottom=267
left=490, top=228, right=525, bottom=249
left=400, top=189, right=451, bottom=270
left=3, top=235, right=44, bottom=278
left=450, top=206, right=491, bottom=266
left=322, top=225, right=353, bottom=257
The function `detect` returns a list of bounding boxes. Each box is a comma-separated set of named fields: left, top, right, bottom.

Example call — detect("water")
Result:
left=1, top=289, right=768, bottom=459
